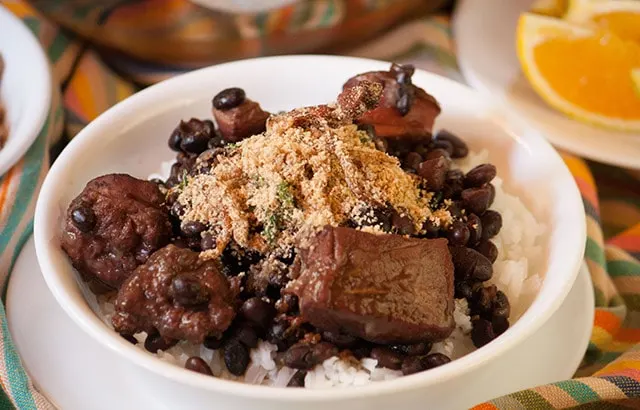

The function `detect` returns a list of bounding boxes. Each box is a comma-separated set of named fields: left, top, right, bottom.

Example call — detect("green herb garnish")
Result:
left=277, top=181, right=295, bottom=208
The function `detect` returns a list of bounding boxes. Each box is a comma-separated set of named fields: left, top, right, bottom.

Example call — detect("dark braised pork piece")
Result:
left=112, top=245, right=238, bottom=344
left=212, top=87, right=270, bottom=143
left=343, top=63, right=441, bottom=141
left=288, top=226, right=455, bottom=345
left=60, top=174, right=172, bottom=292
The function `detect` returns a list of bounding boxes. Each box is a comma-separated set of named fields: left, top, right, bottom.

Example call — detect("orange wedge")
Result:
left=566, top=0, right=640, bottom=43
left=531, top=0, right=569, bottom=17
left=517, top=13, right=640, bottom=131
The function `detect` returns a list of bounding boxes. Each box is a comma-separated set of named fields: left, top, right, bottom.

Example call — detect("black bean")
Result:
left=120, top=333, right=137, bottom=344
left=417, top=157, right=449, bottom=191
left=267, top=318, right=299, bottom=350
left=475, top=239, right=498, bottom=263
left=311, top=342, right=339, bottom=364
left=287, top=371, right=307, bottom=387
left=179, top=119, right=214, bottom=155
left=425, top=148, right=450, bottom=161
left=391, top=342, right=432, bottom=356
left=171, top=275, right=210, bottom=307
left=282, top=343, right=313, bottom=369
left=396, top=89, right=413, bottom=116
left=401, top=356, right=426, bottom=375
left=492, top=316, right=509, bottom=336
left=466, top=214, right=483, bottom=246
left=168, top=128, right=182, bottom=151
left=71, top=205, right=96, bottom=233
left=471, top=318, right=496, bottom=348
left=471, top=285, right=497, bottom=315
left=464, top=164, right=497, bottom=188
left=181, top=221, right=206, bottom=237
left=454, top=282, right=473, bottom=299
left=448, top=201, right=464, bottom=219
left=203, top=336, right=224, bottom=350
left=371, top=347, right=404, bottom=370
left=431, top=139, right=454, bottom=156
left=213, top=87, right=246, bottom=110
left=351, top=344, right=373, bottom=359
left=171, top=201, right=185, bottom=218
left=480, top=210, right=502, bottom=239
left=144, top=332, right=177, bottom=353
left=488, top=183, right=496, bottom=206
left=449, top=246, right=493, bottom=281
left=232, top=324, right=259, bottom=348
left=434, top=130, right=468, bottom=158
left=185, top=356, right=213, bottom=376
left=391, top=63, right=415, bottom=78
left=404, top=152, right=423, bottom=171
left=240, top=297, right=276, bottom=330
left=276, top=294, right=299, bottom=314
left=223, top=341, right=250, bottom=376
left=422, top=218, right=440, bottom=238
left=461, top=186, right=492, bottom=215
left=423, top=353, right=451, bottom=369
left=447, top=221, right=470, bottom=246
left=391, top=212, right=415, bottom=235
left=208, top=132, right=225, bottom=149
left=200, top=233, right=216, bottom=251
left=493, top=290, right=511, bottom=320
left=321, top=331, right=358, bottom=348
left=443, top=169, right=464, bottom=199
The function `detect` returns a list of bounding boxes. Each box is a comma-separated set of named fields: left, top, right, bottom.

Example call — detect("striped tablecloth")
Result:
left=0, top=1, right=639, bottom=408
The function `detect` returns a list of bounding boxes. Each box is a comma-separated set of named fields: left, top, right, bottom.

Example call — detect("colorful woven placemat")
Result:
left=0, top=1, right=639, bottom=408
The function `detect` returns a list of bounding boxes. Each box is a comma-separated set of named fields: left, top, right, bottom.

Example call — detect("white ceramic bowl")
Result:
left=0, top=5, right=51, bottom=176
left=34, top=56, right=586, bottom=410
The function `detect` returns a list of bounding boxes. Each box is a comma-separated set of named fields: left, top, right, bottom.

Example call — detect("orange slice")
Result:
left=517, top=13, right=640, bottom=131
left=566, top=0, right=640, bottom=43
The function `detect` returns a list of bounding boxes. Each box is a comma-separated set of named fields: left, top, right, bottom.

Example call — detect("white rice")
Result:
left=96, top=149, right=544, bottom=388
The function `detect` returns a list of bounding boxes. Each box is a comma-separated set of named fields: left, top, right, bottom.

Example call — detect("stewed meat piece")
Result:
left=60, top=174, right=172, bottom=292
left=212, top=87, right=270, bottom=143
left=343, top=64, right=441, bottom=141
left=288, top=226, right=455, bottom=344
left=112, top=245, right=238, bottom=343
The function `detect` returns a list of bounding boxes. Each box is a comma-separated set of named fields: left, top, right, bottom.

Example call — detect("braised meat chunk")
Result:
left=112, top=245, right=238, bottom=343
left=60, top=174, right=172, bottom=292
left=289, top=226, right=455, bottom=344
left=212, top=87, right=270, bottom=143
left=343, top=64, right=441, bottom=141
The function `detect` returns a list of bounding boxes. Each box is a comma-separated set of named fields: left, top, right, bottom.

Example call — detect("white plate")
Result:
left=7, top=237, right=594, bottom=409
left=0, top=5, right=51, bottom=176
left=453, top=0, right=640, bottom=169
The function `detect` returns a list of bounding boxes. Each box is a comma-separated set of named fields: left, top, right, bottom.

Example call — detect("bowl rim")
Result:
left=34, top=55, right=586, bottom=401
left=0, top=5, right=52, bottom=176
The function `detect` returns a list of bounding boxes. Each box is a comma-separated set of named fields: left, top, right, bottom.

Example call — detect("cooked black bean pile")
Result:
left=148, top=88, right=509, bottom=383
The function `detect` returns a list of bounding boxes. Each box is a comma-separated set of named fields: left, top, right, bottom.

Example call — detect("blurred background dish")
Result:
left=0, top=5, right=51, bottom=175
left=27, top=0, right=451, bottom=67
left=454, top=0, right=640, bottom=169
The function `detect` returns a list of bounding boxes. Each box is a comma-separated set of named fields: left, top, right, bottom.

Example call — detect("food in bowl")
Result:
left=59, top=64, right=543, bottom=388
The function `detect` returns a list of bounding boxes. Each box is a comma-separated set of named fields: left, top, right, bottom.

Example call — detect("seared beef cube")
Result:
left=343, top=67, right=441, bottom=141
left=213, top=99, right=269, bottom=143
left=289, top=227, right=454, bottom=344
left=60, top=174, right=172, bottom=292
left=112, top=245, right=237, bottom=343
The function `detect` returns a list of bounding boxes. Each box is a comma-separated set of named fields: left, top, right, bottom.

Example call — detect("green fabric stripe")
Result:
left=2, top=219, right=34, bottom=303
left=2, top=302, right=36, bottom=410
left=22, top=17, right=40, bottom=36
left=0, top=387, right=15, bottom=410
left=49, top=33, right=72, bottom=64
left=594, top=287, right=607, bottom=307
left=608, top=261, right=640, bottom=278
left=586, top=237, right=607, bottom=269
left=0, top=115, right=48, bottom=256
left=320, top=0, right=335, bottom=26
left=509, top=390, right=552, bottom=409
left=554, top=380, right=601, bottom=403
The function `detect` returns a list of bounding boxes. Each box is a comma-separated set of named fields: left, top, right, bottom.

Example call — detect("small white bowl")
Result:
left=34, top=56, right=586, bottom=410
left=0, top=5, right=51, bottom=176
